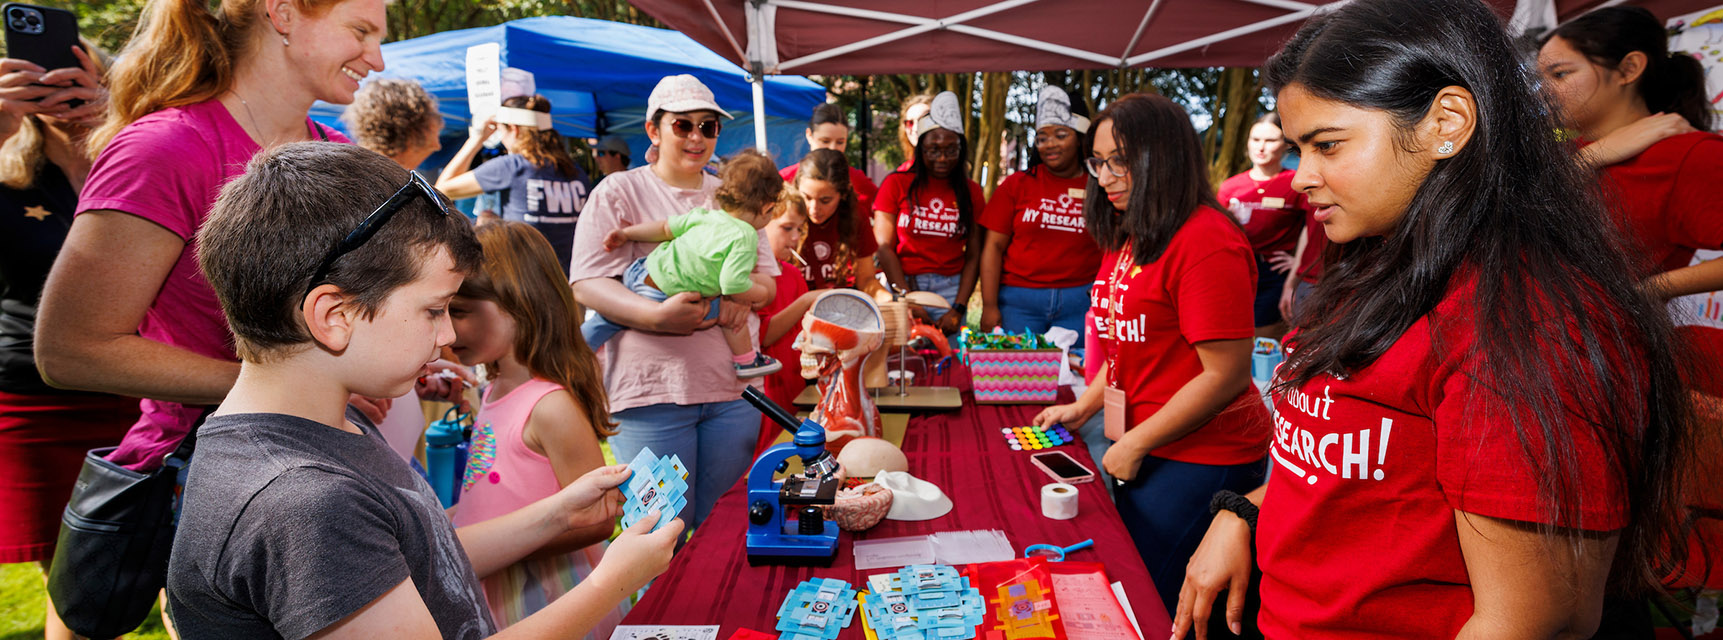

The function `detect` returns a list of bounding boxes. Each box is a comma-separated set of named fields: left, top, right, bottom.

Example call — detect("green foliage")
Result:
left=19, top=0, right=146, bottom=56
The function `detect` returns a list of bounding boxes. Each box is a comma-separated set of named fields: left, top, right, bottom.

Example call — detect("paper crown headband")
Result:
left=914, top=91, right=965, bottom=138
left=1035, top=87, right=1089, bottom=134
left=493, top=106, right=552, bottom=130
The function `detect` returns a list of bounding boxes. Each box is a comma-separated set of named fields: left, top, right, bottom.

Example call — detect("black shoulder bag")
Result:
left=46, top=414, right=204, bottom=638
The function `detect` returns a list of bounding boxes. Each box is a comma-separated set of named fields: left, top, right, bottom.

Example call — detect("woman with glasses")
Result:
left=1033, top=93, right=1270, bottom=619
left=896, top=94, right=934, bottom=172
left=1217, top=112, right=1306, bottom=339
left=438, top=94, right=591, bottom=274
left=873, top=91, right=986, bottom=332
left=34, top=0, right=371, bottom=478
left=568, top=74, right=778, bottom=529
left=978, top=86, right=1099, bottom=338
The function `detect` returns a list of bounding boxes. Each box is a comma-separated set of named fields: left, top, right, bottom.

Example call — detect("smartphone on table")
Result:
left=1030, top=450, right=1096, bottom=485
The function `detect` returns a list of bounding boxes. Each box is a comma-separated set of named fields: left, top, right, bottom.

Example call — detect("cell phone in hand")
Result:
left=3, top=3, right=82, bottom=105
left=1030, top=450, right=1096, bottom=484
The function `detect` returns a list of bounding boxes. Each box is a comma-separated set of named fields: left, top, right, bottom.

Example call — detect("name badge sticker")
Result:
left=1261, top=196, right=1286, bottom=209
left=1068, top=188, right=1087, bottom=199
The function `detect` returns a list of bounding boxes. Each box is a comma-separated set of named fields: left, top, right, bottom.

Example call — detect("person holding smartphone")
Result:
left=0, top=37, right=131, bottom=640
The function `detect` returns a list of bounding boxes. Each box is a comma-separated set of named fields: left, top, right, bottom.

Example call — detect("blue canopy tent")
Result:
left=308, top=16, right=828, bottom=172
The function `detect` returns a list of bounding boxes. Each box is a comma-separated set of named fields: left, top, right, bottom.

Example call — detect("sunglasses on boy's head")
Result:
left=305, top=171, right=449, bottom=296
left=669, top=117, right=721, bottom=139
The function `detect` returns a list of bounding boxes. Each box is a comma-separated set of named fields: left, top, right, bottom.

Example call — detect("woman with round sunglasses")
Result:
left=873, top=91, right=986, bottom=332
left=568, top=74, right=779, bottom=530
left=34, top=0, right=377, bottom=476
left=1033, top=93, right=1270, bottom=620
left=437, top=94, right=591, bottom=274
left=1173, top=0, right=1693, bottom=637
left=978, top=86, right=1099, bottom=338
left=1217, top=112, right=1306, bottom=339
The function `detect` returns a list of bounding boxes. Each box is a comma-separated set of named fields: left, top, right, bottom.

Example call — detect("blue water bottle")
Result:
left=424, top=407, right=472, bottom=508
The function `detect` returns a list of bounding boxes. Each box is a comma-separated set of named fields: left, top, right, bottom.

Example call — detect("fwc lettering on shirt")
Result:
left=525, top=179, right=589, bottom=215
left=1270, top=383, right=1397, bottom=486
left=898, top=197, right=960, bottom=237
left=1022, top=193, right=1086, bottom=233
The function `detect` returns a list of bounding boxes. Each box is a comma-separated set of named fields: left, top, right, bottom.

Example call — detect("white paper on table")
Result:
left=1048, top=572, right=1138, bottom=640
left=608, top=625, right=719, bottom=640
left=1112, top=581, right=1143, bottom=640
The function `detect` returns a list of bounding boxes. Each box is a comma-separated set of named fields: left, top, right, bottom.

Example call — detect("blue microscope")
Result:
left=741, top=387, right=842, bottom=566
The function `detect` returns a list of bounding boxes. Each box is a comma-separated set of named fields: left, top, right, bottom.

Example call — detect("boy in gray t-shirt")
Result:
left=166, top=143, right=681, bottom=639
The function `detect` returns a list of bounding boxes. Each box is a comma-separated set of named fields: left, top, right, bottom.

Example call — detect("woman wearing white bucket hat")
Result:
left=568, top=74, right=778, bottom=530
left=873, top=91, right=986, bottom=333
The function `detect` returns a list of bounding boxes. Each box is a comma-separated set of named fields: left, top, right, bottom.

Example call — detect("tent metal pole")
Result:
left=752, top=74, right=768, bottom=152
left=944, top=25, right=1117, bottom=66
left=1125, top=2, right=1341, bottom=66
left=772, top=0, right=1040, bottom=72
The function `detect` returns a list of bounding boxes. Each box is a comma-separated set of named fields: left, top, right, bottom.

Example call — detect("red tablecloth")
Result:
left=620, top=363, right=1169, bottom=637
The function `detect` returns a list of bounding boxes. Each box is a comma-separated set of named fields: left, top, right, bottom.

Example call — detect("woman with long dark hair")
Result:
left=438, top=94, right=591, bottom=273
left=873, top=91, right=985, bottom=332
left=978, top=86, right=1098, bottom=337
left=1173, top=0, right=1695, bottom=637
left=1033, top=92, right=1271, bottom=619
left=791, top=149, right=881, bottom=292
left=1216, top=112, right=1306, bottom=339
left=1539, top=7, right=1723, bottom=396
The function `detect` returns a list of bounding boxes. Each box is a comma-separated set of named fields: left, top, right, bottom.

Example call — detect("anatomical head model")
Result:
left=793, top=290, right=884, bottom=451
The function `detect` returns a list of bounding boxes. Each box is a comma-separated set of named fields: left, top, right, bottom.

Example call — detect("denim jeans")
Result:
left=908, top=272, right=962, bottom=322
left=608, top=398, right=760, bottom=530
left=1114, top=455, right=1267, bottom=617
left=997, top=284, right=1090, bottom=342
left=1073, top=411, right=1115, bottom=492
left=582, top=257, right=719, bottom=349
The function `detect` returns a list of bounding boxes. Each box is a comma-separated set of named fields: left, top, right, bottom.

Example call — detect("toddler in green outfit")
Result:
left=582, top=149, right=783, bottom=378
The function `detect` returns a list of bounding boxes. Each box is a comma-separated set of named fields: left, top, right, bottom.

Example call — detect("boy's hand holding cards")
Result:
left=622, top=447, right=689, bottom=532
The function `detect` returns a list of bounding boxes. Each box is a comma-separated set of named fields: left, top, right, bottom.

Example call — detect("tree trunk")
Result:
left=970, top=71, right=1011, bottom=196
left=1206, top=67, right=1262, bottom=190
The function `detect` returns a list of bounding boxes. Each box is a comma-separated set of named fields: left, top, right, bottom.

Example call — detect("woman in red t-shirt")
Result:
left=874, top=91, right=986, bottom=333
left=789, top=149, right=882, bottom=293
left=979, top=86, right=1100, bottom=338
left=780, top=104, right=879, bottom=215
left=1031, top=93, right=1272, bottom=619
left=1172, top=1, right=1696, bottom=638
left=1216, top=112, right=1306, bottom=339
left=1538, top=7, right=1723, bottom=394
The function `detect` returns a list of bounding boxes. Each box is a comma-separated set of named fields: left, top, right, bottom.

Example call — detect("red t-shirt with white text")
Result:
left=1216, top=169, right=1306, bottom=256
left=1596, top=132, right=1723, bottom=273
left=1092, top=206, right=1270, bottom=466
left=979, top=168, right=1100, bottom=289
left=796, top=212, right=878, bottom=290
left=876, top=172, right=985, bottom=276
left=1257, top=280, right=1632, bottom=639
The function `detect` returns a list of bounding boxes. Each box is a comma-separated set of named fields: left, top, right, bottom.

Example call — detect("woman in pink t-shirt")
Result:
left=35, top=0, right=377, bottom=472
left=568, top=75, right=779, bottom=529
left=1172, top=1, right=1695, bottom=638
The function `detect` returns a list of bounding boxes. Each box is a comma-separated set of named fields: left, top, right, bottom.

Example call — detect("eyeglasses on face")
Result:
left=305, top=170, right=450, bottom=295
left=669, top=118, right=721, bottom=139
left=1084, top=155, right=1129, bottom=179
left=923, top=144, right=962, bottom=160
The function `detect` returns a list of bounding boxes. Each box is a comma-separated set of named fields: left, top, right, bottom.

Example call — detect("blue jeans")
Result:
left=1073, top=411, right=1114, bottom=492
left=908, top=272, right=961, bottom=323
left=1114, top=455, right=1266, bottom=617
left=997, top=284, right=1090, bottom=342
left=608, top=398, right=760, bottom=530
left=582, top=257, right=719, bottom=349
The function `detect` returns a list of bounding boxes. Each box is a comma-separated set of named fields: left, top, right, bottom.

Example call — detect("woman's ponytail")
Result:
left=1649, top=51, right=1715, bottom=132
left=1551, top=6, right=1716, bottom=133
left=88, top=0, right=255, bottom=156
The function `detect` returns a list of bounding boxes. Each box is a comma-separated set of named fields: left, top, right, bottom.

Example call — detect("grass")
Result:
left=0, top=562, right=169, bottom=640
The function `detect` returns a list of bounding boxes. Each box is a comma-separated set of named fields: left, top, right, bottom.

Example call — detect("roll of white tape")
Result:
left=1041, top=482, right=1079, bottom=520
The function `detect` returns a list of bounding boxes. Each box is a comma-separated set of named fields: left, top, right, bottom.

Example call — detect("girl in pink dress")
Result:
left=447, top=221, right=623, bottom=634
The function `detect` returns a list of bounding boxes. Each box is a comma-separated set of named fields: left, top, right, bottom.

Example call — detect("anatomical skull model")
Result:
left=793, top=290, right=884, bottom=452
